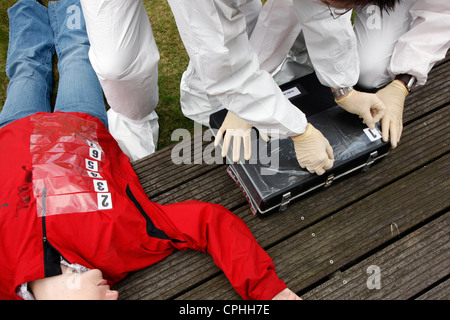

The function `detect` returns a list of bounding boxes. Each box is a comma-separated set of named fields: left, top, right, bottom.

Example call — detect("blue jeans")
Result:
left=0, top=0, right=107, bottom=129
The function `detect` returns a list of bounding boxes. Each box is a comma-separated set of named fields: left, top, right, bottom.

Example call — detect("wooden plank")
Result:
left=243, top=105, right=450, bottom=248
left=301, top=212, right=450, bottom=300
left=115, top=105, right=449, bottom=299
left=144, top=105, right=449, bottom=247
left=131, top=62, right=449, bottom=211
left=405, top=59, right=450, bottom=122
left=416, top=278, right=450, bottom=300
left=176, top=154, right=449, bottom=299
left=116, top=149, right=449, bottom=300
left=132, top=134, right=223, bottom=199
left=116, top=62, right=450, bottom=300
left=131, top=58, right=450, bottom=199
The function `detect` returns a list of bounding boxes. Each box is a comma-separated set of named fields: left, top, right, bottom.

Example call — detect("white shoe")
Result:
left=107, top=109, right=159, bottom=162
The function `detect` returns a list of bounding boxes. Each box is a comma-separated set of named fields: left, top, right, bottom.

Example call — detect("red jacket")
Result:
left=0, top=112, right=286, bottom=300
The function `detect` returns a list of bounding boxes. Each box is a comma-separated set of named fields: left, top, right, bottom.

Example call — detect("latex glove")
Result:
left=291, top=124, right=334, bottom=175
left=376, top=80, right=409, bottom=148
left=335, top=89, right=385, bottom=129
left=214, top=111, right=269, bottom=162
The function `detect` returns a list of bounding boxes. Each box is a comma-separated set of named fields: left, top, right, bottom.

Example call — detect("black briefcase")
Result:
left=209, top=73, right=390, bottom=216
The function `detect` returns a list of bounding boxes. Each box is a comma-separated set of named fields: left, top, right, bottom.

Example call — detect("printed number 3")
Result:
left=94, top=179, right=108, bottom=192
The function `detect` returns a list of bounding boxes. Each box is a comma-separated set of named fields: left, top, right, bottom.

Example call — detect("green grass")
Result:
left=0, top=0, right=192, bottom=149
left=0, top=1, right=12, bottom=114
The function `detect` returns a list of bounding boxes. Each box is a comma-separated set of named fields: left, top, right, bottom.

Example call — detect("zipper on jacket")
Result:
left=125, top=185, right=186, bottom=243
left=41, top=188, right=66, bottom=277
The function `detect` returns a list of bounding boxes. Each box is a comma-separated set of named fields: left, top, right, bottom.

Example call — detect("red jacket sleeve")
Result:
left=150, top=200, right=287, bottom=300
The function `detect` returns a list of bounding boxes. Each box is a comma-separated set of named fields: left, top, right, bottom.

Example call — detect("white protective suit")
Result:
left=176, top=0, right=359, bottom=132
left=179, top=0, right=450, bottom=129
left=169, top=0, right=309, bottom=138
left=365, top=0, right=450, bottom=88
left=253, top=0, right=450, bottom=89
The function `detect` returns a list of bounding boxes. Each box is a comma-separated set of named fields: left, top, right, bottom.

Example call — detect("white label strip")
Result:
left=364, top=127, right=382, bottom=142
left=282, top=87, right=301, bottom=99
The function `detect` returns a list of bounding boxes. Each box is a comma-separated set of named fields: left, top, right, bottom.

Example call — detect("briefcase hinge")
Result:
left=280, top=192, right=291, bottom=211
left=324, top=174, right=335, bottom=188
left=363, top=151, right=379, bottom=172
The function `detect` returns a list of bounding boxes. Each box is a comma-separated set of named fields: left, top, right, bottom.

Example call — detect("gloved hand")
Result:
left=214, top=111, right=269, bottom=162
left=375, top=80, right=409, bottom=148
left=291, top=124, right=334, bottom=175
left=335, top=89, right=385, bottom=129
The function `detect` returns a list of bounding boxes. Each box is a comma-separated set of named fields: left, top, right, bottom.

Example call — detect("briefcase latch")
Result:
left=280, top=192, right=291, bottom=212
left=324, top=174, right=335, bottom=188
left=363, top=151, right=378, bottom=172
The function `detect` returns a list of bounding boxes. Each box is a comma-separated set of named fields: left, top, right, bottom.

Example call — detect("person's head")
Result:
left=317, top=0, right=401, bottom=12
left=29, top=267, right=119, bottom=300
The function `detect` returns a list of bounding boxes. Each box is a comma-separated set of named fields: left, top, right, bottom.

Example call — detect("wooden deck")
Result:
left=113, top=55, right=449, bottom=301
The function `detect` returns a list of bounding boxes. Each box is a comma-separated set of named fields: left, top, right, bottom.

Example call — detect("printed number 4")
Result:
left=97, top=193, right=112, bottom=210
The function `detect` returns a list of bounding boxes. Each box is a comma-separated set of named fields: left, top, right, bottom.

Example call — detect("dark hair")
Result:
left=358, top=0, right=402, bottom=12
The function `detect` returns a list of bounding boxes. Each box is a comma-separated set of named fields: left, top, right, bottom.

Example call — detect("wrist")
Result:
left=331, top=86, right=353, bottom=100
left=291, top=123, right=313, bottom=140
left=394, top=74, right=416, bottom=92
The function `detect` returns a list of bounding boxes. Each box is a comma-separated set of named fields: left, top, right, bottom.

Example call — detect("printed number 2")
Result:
left=97, top=193, right=112, bottom=210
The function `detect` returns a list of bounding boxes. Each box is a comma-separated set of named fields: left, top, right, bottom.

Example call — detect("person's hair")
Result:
left=357, top=0, right=402, bottom=12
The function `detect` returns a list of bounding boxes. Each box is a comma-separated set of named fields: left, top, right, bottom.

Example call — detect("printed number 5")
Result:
left=86, top=159, right=98, bottom=172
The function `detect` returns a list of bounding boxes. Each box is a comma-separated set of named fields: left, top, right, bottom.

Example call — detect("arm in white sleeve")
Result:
left=249, top=0, right=304, bottom=74
left=389, top=0, right=450, bottom=86
left=292, top=0, right=359, bottom=88
left=167, top=0, right=307, bottom=137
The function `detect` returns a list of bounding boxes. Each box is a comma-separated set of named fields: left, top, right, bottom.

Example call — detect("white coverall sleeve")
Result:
left=249, top=0, right=304, bottom=74
left=250, top=0, right=359, bottom=88
left=291, top=0, right=359, bottom=88
left=167, top=0, right=308, bottom=137
left=388, top=0, right=450, bottom=86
